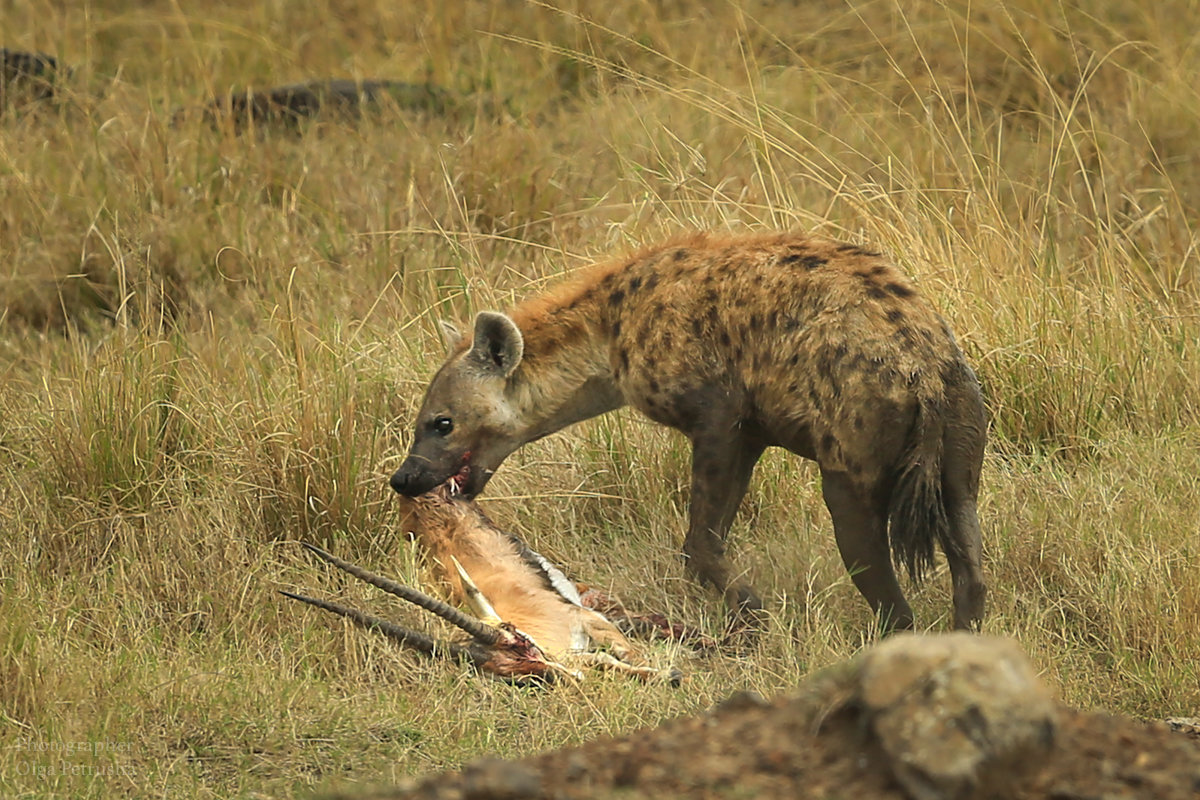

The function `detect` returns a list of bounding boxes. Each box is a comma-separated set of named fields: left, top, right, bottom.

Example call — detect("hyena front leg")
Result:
left=683, top=424, right=767, bottom=619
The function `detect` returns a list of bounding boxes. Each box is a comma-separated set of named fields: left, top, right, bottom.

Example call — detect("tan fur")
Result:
left=397, top=490, right=636, bottom=662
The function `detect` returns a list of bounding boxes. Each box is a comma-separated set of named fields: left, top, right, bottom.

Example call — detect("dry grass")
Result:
left=2, top=0, right=1198, bottom=797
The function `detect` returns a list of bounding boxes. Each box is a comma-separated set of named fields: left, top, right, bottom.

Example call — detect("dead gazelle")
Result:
left=284, top=542, right=682, bottom=685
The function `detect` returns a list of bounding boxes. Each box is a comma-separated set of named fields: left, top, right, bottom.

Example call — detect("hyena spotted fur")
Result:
left=391, top=232, right=987, bottom=632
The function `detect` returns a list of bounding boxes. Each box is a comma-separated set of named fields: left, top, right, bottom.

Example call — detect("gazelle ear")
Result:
left=438, top=319, right=463, bottom=353
left=468, top=311, right=524, bottom=377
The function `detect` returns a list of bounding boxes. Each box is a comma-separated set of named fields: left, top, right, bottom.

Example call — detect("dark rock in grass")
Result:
left=181, top=78, right=456, bottom=130
left=1, top=47, right=66, bottom=107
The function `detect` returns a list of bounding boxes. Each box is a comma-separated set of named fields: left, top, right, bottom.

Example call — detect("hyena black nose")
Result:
left=389, top=468, right=412, bottom=495
left=390, top=462, right=438, bottom=497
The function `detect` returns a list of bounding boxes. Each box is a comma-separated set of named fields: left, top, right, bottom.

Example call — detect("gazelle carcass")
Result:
left=284, top=483, right=687, bottom=685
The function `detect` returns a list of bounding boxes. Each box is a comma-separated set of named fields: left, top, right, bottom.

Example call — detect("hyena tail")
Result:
left=886, top=394, right=949, bottom=583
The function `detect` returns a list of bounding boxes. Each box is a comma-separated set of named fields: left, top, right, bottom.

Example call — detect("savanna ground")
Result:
left=1, top=1, right=1198, bottom=797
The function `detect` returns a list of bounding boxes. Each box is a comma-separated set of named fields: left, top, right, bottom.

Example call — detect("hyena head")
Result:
left=390, top=311, right=525, bottom=499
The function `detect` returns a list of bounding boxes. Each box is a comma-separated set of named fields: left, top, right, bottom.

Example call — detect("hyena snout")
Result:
left=389, top=460, right=445, bottom=497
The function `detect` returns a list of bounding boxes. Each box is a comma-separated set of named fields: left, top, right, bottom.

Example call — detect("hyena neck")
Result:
left=507, top=265, right=626, bottom=443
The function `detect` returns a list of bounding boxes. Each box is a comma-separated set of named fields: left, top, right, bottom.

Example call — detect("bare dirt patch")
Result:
left=329, top=636, right=1200, bottom=800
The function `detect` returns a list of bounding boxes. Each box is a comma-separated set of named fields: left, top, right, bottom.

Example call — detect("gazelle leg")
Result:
left=570, top=651, right=683, bottom=686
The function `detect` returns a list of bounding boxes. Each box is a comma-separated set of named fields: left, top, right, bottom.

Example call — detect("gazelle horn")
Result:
left=279, top=590, right=487, bottom=666
left=298, top=542, right=501, bottom=645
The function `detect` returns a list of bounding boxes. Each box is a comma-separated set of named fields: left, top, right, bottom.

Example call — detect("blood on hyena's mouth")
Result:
left=448, top=451, right=472, bottom=495
left=449, top=464, right=470, bottom=494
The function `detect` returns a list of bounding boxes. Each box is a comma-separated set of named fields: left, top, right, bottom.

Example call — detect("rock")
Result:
left=459, top=758, right=543, bottom=799
left=711, top=689, right=769, bottom=715
left=1, top=47, right=65, bottom=107
left=857, top=633, right=1058, bottom=800
left=182, top=79, right=456, bottom=130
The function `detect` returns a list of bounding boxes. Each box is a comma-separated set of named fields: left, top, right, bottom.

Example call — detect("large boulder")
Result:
left=857, top=633, right=1057, bottom=800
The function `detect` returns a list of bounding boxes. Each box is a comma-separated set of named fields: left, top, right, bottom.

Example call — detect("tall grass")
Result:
left=2, top=0, right=1198, bottom=797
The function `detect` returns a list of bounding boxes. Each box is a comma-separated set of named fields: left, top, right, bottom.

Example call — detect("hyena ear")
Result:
left=438, top=319, right=463, bottom=354
left=469, top=311, right=524, bottom=377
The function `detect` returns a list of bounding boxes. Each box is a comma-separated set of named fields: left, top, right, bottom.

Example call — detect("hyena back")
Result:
left=391, top=232, right=987, bottom=632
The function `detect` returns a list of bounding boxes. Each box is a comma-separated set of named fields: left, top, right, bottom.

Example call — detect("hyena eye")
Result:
left=432, top=416, right=454, bottom=435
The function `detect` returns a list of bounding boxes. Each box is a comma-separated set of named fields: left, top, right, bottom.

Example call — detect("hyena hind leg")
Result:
left=820, top=468, right=915, bottom=633
left=940, top=429, right=987, bottom=631
left=942, top=494, right=986, bottom=630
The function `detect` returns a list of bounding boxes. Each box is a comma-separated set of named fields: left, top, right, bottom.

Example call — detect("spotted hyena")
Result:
left=390, top=232, right=987, bottom=632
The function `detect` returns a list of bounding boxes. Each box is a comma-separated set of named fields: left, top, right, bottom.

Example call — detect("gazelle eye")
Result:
left=432, top=416, right=454, bottom=435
